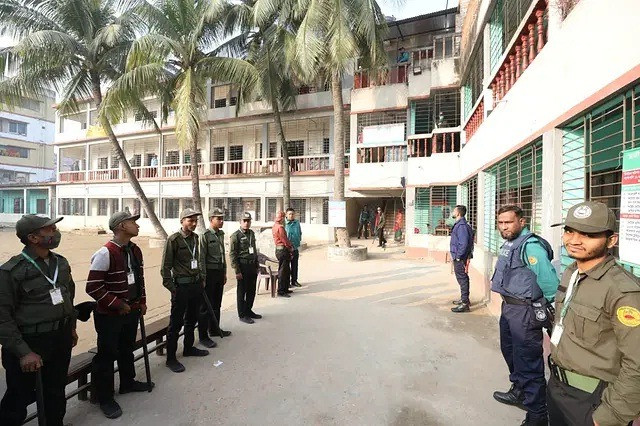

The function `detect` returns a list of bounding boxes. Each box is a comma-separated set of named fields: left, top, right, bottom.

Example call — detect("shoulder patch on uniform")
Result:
left=617, top=306, right=640, bottom=327
left=528, top=256, right=538, bottom=265
left=0, top=254, right=26, bottom=271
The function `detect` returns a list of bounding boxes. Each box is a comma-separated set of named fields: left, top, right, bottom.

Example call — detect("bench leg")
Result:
left=78, top=373, right=88, bottom=401
left=89, top=375, right=97, bottom=404
left=156, top=337, right=164, bottom=356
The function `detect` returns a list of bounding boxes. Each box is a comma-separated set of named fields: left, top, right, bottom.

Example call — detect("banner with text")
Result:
left=620, top=147, right=640, bottom=267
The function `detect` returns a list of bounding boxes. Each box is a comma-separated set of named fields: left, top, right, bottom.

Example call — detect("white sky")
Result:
left=380, top=0, right=458, bottom=20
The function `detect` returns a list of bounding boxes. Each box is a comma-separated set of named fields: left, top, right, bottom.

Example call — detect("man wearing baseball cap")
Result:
left=86, top=211, right=153, bottom=418
left=229, top=212, right=261, bottom=324
left=161, top=208, right=209, bottom=373
left=0, top=215, right=78, bottom=425
left=547, top=201, right=640, bottom=426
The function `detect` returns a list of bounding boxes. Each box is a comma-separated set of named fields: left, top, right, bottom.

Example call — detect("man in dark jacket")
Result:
left=450, top=205, right=474, bottom=313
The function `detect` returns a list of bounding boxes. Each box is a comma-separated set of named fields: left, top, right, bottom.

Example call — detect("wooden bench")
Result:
left=23, top=316, right=173, bottom=424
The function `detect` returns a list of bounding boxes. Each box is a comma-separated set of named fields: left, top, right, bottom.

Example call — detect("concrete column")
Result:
left=262, top=123, right=269, bottom=162
left=405, top=187, right=416, bottom=246
left=476, top=171, right=487, bottom=248
left=541, top=128, right=564, bottom=262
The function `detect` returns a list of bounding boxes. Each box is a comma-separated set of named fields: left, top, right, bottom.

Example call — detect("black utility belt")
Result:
left=238, top=258, right=256, bottom=264
left=206, top=267, right=225, bottom=271
left=20, top=317, right=71, bottom=335
left=174, top=276, right=199, bottom=285
left=502, top=295, right=530, bottom=305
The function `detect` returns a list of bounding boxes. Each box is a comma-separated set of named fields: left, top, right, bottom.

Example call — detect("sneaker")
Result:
left=240, top=316, right=255, bottom=324
left=119, top=380, right=154, bottom=394
left=166, top=359, right=185, bottom=373
left=200, top=337, right=218, bottom=348
left=99, top=399, right=122, bottom=419
left=183, top=348, right=209, bottom=357
left=451, top=303, right=470, bottom=313
left=219, top=329, right=232, bottom=337
left=248, top=312, right=262, bottom=319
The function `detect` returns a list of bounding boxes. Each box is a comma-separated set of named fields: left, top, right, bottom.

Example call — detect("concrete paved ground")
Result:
left=43, top=242, right=525, bottom=426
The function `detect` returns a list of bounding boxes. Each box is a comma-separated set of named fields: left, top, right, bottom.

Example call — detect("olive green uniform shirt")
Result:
left=161, top=230, right=202, bottom=292
left=551, top=256, right=640, bottom=426
left=229, top=228, right=258, bottom=275
left=199, top=227, right=226, bottom=274
left=0, top=247, right=76, bottom=357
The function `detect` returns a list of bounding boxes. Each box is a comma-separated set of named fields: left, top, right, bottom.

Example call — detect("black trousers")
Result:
left=276, top=249, right=291, bottom=294
left=357, top=222, right=369, bottom=238
left=199, top=269, right=225, bottom=338
left=0, top=323, right=73, bottom=426
left=377, top=228, right=387, bottom=246
left=236, top=264, right=257, bottom=318
left=453, top=259, right=470, bottom=304
left=167, top=284, right=202, bottom=359
left=290, top=249, right=299, bottom=285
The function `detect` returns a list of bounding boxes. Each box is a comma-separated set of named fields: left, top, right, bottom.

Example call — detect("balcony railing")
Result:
left=464, top=100, right=484, bottom=143
left=89, top=169, right=120, bottom=181
left=162, top=164, right=205, bottom=178
left=356, top=145, right=407, bottom=163
left=130, top=166, right=159, bottom=179
left=409, top=132, right=461, bottom=158
left=58, top=171, right=85, bottom=182
left=354, top=64, right=409, bottom=89
left=289, top=155, right=330, bottom=173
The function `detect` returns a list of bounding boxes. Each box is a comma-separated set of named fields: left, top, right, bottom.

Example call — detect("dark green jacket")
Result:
left=199, top=227, right=226, bottom=274
left=229, top=228, right=259, bottom=274
left=0, top=247, right=76, bottom=357
left=161, top=230, right=202, bottom=292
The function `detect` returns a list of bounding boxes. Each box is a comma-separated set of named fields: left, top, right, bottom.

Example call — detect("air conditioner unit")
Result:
left=413, top=66, right=422, bottom=75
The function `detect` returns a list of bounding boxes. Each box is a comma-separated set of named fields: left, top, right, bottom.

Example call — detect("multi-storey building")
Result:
left=51, top=7, right=461, bottom=239
left=404, top=0, right=640, bottom=314
left=0, top=91, right=56, bottom=223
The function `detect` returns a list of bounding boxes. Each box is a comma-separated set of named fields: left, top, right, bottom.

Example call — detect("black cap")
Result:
left=109, top=211, right=140, bottom=231
left=551, top=201, right=617, bottom=233
left=16, top=214, right=63, bottom=239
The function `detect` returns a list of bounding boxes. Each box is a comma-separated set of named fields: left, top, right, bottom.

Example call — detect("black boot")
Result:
left=451, top=303, right=470, bottom=313
left=452, top=299, right=463, bottom=305
left=119, top=380, right=155, bottom=394
left=99, top=399, right=122, bottom=419
left=520, top=414, right=548, bottom=426
left=493, top=384, right=525, bottom=410
left=166, top=358, right=185, bottom=373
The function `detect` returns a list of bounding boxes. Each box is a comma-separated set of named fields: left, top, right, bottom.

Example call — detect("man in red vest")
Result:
left=86, top=212, right=153, bottom=419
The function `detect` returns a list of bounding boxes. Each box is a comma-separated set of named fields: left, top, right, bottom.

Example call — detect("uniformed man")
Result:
left=547, top=201, right=640, bottom=426
left=230, top=212, right=261, bottom=324
left=491, top=205, right=559, bottom=426
left=198, top=208, right=232, bottom=349
left=87, top=211, right=153, bottom=419
left=162, top=208, right=209, bottom=373
left=0, top=215, right=78, bottom=426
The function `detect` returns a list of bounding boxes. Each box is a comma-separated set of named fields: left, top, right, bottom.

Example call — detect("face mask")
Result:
left=451, top=215, right=457, bottom=219
left=38, top=230, right=62, bottom=249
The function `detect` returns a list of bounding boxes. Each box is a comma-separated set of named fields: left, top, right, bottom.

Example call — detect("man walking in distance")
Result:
left=230, top=212, right=262, bottom=324
left=86, top=212, right=153, bottom=419
left=198, top=208, right=232, bottom=348
left=0, top=215, right=78, bottom=426
left=285, top=208, right=302, bottom=288
left=161, top=209, right=209, bottom=373
left=450, top=205, right=475, bottom=313
left=374, top=206, right=387, bottom=248
left=273, top=211, right=293, bottom=297
left=491, top=205, right=559, bottom=426
left=547, top=201, right=640, bottom=426
left=357, top=204, right=371, bottom=239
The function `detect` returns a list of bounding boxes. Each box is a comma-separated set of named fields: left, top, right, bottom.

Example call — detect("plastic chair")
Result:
left=257, top=253, right=278, bottom=298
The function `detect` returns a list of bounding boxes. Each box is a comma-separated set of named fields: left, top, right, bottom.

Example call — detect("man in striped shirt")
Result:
left=86, top=212, right=152, bottom=419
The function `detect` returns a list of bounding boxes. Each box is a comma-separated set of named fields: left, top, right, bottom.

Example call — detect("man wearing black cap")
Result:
left=161, top=208, right=209, bottom=373
left=547, top=201, right=640, bottom=426
left=229, top=212, right=261, bottom=324
left=198, top=208, right=231, bottom=349
left=0, top=215, right=78, bottom=426
left=86, top=212, right=152, bottom=419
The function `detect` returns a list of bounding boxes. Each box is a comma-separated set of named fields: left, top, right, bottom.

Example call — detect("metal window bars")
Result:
left=461, top=176, right=479, bottom=242
left=414, top=186, right=457, bottom=236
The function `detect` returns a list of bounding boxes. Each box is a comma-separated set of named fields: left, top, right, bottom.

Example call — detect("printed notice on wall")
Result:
left=620, top=147, right=640, bottom=267
left=328, top=201, right=347, bottom=228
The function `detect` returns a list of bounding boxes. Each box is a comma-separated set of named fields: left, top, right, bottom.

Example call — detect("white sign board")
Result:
left=328, top=200, right=347, bottom=228
left=361, top=123, right=405, bottom=147
left=620, top=147, right=640, bottom=267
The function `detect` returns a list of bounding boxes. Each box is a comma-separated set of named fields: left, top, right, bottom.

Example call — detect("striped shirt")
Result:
left=86, top=240, right=146, bottom=314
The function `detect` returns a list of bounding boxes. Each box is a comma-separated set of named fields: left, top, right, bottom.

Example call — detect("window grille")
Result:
left=183, top=149, right=202, bottom=163
left=483, top=140, right=543, bottom=254
left=287, top=140, right=305, bottom=157
left=412, top=90, right=461, bottom=135
left=98, top=157, right=108, bottom=170
left=165, top=150, right=179, bottom=165
left=561, top=84, right=639, bottom=276
left=212, top=85, right=230, bottom=108
left=269, top=142, right=277, bottom=158
left=97, top=199, right=109, bottom=216
left=289, top=198, right=307, bottom=223
left=266, top=197, right=282, bottom=221
left=357, top=111, right=407, bottom=141
left=460, top=176, right=479, bottom=241
left=322, top=138, right=330, bottom=154
left=212, top=146, right=225, bottom=161
left=58, top=198, right=85, bottom=216
left=229, top=145, right=243, bottom=161
left=414, top=186, right=457, bottom=235
left=111, top=155, right=120, bottom=169
left=462, top=39, right=484, bottom=120
left=322, top=198, right=329, bottom=224
left=164, top=199, right=180, bottom=219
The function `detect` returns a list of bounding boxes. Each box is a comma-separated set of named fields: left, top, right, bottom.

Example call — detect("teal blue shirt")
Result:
left=285, top=219, right=302, bottom=249
left=520, top=229, right=560, bottom=301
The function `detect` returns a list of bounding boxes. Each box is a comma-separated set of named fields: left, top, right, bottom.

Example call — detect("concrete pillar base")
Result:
left=327, top=245, right=368, bottom=262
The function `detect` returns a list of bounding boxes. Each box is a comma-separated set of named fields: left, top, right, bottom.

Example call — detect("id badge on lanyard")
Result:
left=552, top=270, right=581, bottom=347
left=184, top=237, right=198, bottom=269
left=21, top=252, right=62, bottom=305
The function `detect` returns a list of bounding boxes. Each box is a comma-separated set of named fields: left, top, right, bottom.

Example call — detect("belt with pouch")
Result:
left=174, top=276, right=199, bottom=285
left=548, top=356, right=600, bottom=393
left=21, top=317, right=71, bottom=335
left=502, top=295, right=530, bottom=305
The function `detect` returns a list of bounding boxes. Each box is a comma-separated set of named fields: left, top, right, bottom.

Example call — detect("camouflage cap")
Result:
left=551, top=201, right=617, bottom=233
left=109, top=211, right=140, bottom=231
left=16, top=214, right=63, bottom=239
left=241, top=212, right=252, bottom=221
left=180, top=208, right=201, bottom=220
left=209, top=208, right=224, bottom=219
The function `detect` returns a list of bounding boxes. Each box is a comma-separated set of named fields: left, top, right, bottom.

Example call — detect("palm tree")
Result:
left=255, top=0, right=389, bottom=247
left=102, top=0, right=257, bottom=230
left=0, top=0, right=169, bottom=239
left=223, top=0, right=299, bottom=210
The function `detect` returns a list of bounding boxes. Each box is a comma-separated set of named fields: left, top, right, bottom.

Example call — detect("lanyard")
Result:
left=558, top=269, right=581, bottom=327
left=21, top=252, right=58, bottom=288
left=182, top=236, right=196, bottom=260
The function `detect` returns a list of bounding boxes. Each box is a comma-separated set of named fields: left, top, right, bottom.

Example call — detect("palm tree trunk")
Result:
left=273, top=102, right=290, bottom=211
left=190, top=132, right=205, bottom=232
left=331, top=71, right=350, bottom=248
left=91, top=77, right=168, bottom=239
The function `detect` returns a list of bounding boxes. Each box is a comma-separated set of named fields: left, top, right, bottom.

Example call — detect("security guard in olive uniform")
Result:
left=548, top=201, right=640, bottom=426
left=198, top=207, right=232, bottom=348
left=229, top=212, right=261, bottom=324
left=0, top=215, right=78, bottom=426
left=161, top=208, right=209, bottom=373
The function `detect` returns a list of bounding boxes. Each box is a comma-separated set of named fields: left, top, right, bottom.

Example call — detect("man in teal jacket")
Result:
left=285, top=208, right=302, bottom=288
